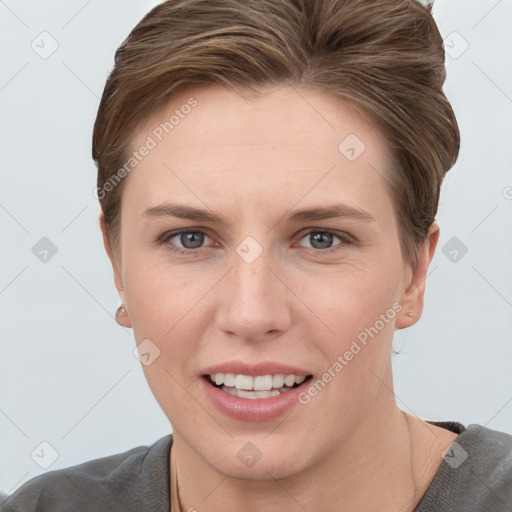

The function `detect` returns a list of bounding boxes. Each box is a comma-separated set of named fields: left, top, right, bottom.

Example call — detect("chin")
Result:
left=192, top=433, right=317, bottom=482
left=212, top=450, right=307, bottom=481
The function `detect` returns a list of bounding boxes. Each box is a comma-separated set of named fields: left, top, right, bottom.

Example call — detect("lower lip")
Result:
left=201, top=378, right=310, bottom=423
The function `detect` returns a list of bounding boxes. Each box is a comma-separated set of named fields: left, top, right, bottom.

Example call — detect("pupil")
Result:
left=181, top=232, right=204, bottom=249
left=311, top=232, right=332, bottom=249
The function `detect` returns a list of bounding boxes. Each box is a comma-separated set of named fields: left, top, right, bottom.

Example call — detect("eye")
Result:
left=295, top=229, right=352, bottom=253
left=158, top=228, right=353, bottom=256
left=159, top=228, right=212, bottom=254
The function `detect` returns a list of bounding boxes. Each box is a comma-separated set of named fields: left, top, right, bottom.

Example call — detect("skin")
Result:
left=99, top=84, right=458, bottom=511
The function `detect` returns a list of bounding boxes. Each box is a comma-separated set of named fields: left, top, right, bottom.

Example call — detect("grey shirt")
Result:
left=1, top=421, right=511, bottom=511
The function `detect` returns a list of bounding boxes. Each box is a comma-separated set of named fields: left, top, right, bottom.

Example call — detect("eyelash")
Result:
left=158, top=228, right=354, bottom=256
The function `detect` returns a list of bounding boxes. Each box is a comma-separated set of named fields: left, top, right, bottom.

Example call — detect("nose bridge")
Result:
left=232, top=230, right=274, bottom=292
left=234, top=247, right=271, bottom=296
left=216, top=240, right=291, bottom=338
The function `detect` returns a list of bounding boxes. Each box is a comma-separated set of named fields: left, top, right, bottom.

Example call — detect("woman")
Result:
left=2, top=0, right=511, bottom=510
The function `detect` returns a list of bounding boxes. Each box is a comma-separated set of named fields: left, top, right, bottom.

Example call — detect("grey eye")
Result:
left=172, top=231, right=206, bottom=249
left=298, top=230, right=344, bottom=250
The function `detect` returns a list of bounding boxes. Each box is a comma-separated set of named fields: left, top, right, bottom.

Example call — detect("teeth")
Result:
left=284, top=375, right=295, bottom=387
left=222, top=387, right=281, bottom=399
left=272, top=374, right=285, bottom=388
left=234, top=374, right=253, bottom=390
left=253, top=375, right=272, bottom=391
left=224, top=373, right=235, bottom=387
left=209, top=373, right=308, bottom=390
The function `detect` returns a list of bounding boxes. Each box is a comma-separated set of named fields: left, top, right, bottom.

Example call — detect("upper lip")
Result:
left=201, top=361, right=312, bottom=377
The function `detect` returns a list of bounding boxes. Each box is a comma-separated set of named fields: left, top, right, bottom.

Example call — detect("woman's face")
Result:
left=102, top=84, right=433, bottom=479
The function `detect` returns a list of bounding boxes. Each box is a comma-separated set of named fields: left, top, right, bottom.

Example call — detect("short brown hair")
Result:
left=93, top=0, right=460, bottom=268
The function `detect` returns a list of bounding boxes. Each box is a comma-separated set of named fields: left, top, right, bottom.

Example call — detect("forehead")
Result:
left=124, top=84, right=396, bottom=227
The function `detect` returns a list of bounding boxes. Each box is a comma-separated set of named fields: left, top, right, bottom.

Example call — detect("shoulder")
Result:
left=458, top=424, right=512, bottom=494
left=416, top=423, right=512, bottom=511
left=0, top=434, right=173, bottom=512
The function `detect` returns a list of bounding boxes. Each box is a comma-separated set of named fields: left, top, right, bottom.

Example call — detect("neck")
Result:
left=170, top=370, right=454, bottom=512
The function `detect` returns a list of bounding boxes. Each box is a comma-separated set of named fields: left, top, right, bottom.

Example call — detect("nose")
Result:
left=215, top=249, right=293, bottom=342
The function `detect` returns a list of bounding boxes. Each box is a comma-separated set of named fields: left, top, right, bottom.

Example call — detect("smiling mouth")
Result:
left=204, top=373, right=313, bottom=399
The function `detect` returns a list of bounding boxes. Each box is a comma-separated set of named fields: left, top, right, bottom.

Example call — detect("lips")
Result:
left=200, top=362, right=313, bottom=422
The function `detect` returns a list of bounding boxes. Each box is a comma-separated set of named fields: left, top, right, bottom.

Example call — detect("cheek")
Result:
left=123, top=250, right=205, bottom=332
left=123, top=259, right=208, bottom=422
left=303, top=276, right=399, bottom=424
left=122, top=255, right=223, bottom=386
left=312, top=261, right=400, bottom=333
left=306, top=262, right=401, bottom=393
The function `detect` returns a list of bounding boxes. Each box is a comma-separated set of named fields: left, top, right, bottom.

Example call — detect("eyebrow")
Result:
left=141, top=202, right=376, bottom=228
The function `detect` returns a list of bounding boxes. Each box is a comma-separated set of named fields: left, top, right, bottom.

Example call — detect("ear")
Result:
left=395, top=221, right=440, bottom=329
left=99, top=210, right=132, bottom=328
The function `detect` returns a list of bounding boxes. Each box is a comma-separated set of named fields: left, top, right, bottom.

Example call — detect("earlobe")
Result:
left=115, top=303, right=132, bottom=328
left=395, top=222, right=440, bottom=330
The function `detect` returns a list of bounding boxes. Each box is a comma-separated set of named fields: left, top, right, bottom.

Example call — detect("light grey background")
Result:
left=1, top=0, right=511, bottom=495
